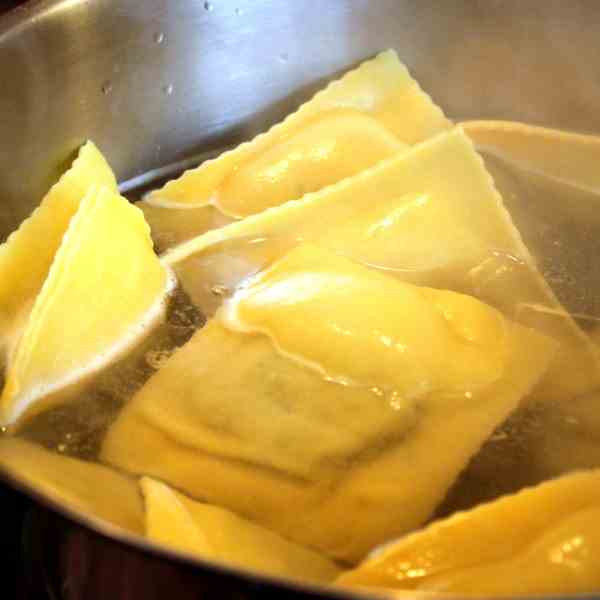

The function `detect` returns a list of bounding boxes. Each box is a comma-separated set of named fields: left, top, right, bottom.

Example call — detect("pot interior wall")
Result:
left=1, top=0, right=600, bottom=237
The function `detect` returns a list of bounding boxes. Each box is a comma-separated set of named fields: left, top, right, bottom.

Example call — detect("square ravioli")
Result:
left=102, top=245, right=556, bottom=562
left=141, top=50, right=451, bottom=250
left=165, top=127, right=600, bottom=402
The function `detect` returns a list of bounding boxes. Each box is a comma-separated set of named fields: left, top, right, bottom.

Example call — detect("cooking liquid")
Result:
left=2, top=137, right=600, bottom=568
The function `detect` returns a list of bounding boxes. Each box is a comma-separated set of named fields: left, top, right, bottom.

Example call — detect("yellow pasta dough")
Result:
left=0, top=437, right=143, bottom=533
left=165, top=127, right=599, bottom=402
left=338, top=470, right=600, bottom=595
left=141, top=50, right=451, bottom=249
left=0, top=142, right=117, bottom=352
left=140, top=477, right=340, bottom=582
left=0, top=187, right=172, bottom=427
left=102, top=245, right=555, bottom=562
left=463, top=120, right=600, bottom=193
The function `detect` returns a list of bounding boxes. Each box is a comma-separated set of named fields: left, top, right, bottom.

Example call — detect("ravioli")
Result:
left=0, top=437, right=143, bottom=533
left=463, top=120, right=600, bottom=193
left=0, top=142, right=117, bottom=353
left=165, top=127, right=599, bottom=402
left=477, top=150, right=600, bottom=323
left=102, top=245, right=555, bottom=562
left=140, top=477, right=340, bottom=582
left=141, top=50, right=451, bottom=249
left=338, top=470, right=600, bottom=595
left=0, top=187, right=172, bottom=427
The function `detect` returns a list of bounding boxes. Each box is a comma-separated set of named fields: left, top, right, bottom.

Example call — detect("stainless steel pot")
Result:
left=2, top=1, right=600, bottom=598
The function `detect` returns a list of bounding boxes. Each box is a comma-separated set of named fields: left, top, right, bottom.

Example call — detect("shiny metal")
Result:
left=3, top=0, right=600, bottom=237
left=2, top=0, right=600, bottom=597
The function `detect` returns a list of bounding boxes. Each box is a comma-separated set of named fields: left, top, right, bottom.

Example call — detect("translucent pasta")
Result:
left=1, top=47, right=600, bottom=595
left=141, top=50, right=451, bottom=250
left=165, top=128, right=599, bottom=403
left=102, top=245, right=555, bottom=561
left=0, top=142, right=116, bottom=353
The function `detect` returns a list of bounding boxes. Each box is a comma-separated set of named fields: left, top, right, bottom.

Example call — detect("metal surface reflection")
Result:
left=2, top=1, right=600, bottom=237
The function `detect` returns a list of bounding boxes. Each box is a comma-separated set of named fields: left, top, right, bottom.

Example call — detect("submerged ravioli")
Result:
left=338, top=470, right=600, bottom=595
left=463, top=120, right=600, bottom=193
left=142, top=50, right=450, bottom=249
left=0, top=142, right=117, bottom=352
left=102, top=245, right=555, bottom=562
left=140, top=477, right=340, bottom=583
left=142, top=203, right=232, bottom=257
left=0, top=187, right=171, bottom=427
left=166, top=127, right=599, bottom=402
left=478, top=150, right=600, bottom=323
left=0, top=437, right=143, bottom=533
left=221, top=245, right=518, bottom=397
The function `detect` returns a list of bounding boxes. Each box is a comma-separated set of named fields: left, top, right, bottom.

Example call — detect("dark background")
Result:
left=1, top=2, right=32, bottom=595
left=3, top=1, right=26, bottom=10
left=3, top=0, right=26, bottom=12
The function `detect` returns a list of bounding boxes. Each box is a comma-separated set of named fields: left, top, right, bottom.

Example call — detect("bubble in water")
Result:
left=211, top=284, right=229, bottom=297
left=162, top=83, right=174, bottom=96
left=57, top=443, right=67, bottom=453
left=204, top=1, right=213, bottom=11
left=101, top=81, right=113, bottom=95
left=0, top=426, right=7, bottom=434
left=278, top=52, right=289, bottom=63
left=371, top=386, right=405, bottom=411
left=388, top=394, right=405, bottom=412
left=490, top=431, right=509, bottom=442
left=153, top=31, right=165, bottom=44
left=235, top=7, right=242, bottom=15
left=145, top=349, right=173, bottom=370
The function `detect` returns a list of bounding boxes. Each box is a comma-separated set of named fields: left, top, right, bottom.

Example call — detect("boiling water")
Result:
left=3, top=139, right=600, bottom=560
left=18, top=285, right=204, bottom=459
left=439, top=150, right=600, bottom=516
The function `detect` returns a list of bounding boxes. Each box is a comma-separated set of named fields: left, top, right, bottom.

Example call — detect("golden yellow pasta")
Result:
left=0, top=142, right=117, bottom=353
left=2, top=49, right=599, bottom=596
left=0, top=187, right=172, bottom=427
left=0, top=437, right=143, bottom=533
left=102, top=245, right=555, bottom=562
left=463, top=120, right=600, bottom=193
left=165, top=127, right=599, bottom=402
left=141, top=50, right=451, bottom=249
left=140, top=477, right=340, bottom=582
left=338, top=470, right=600, bottom=595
